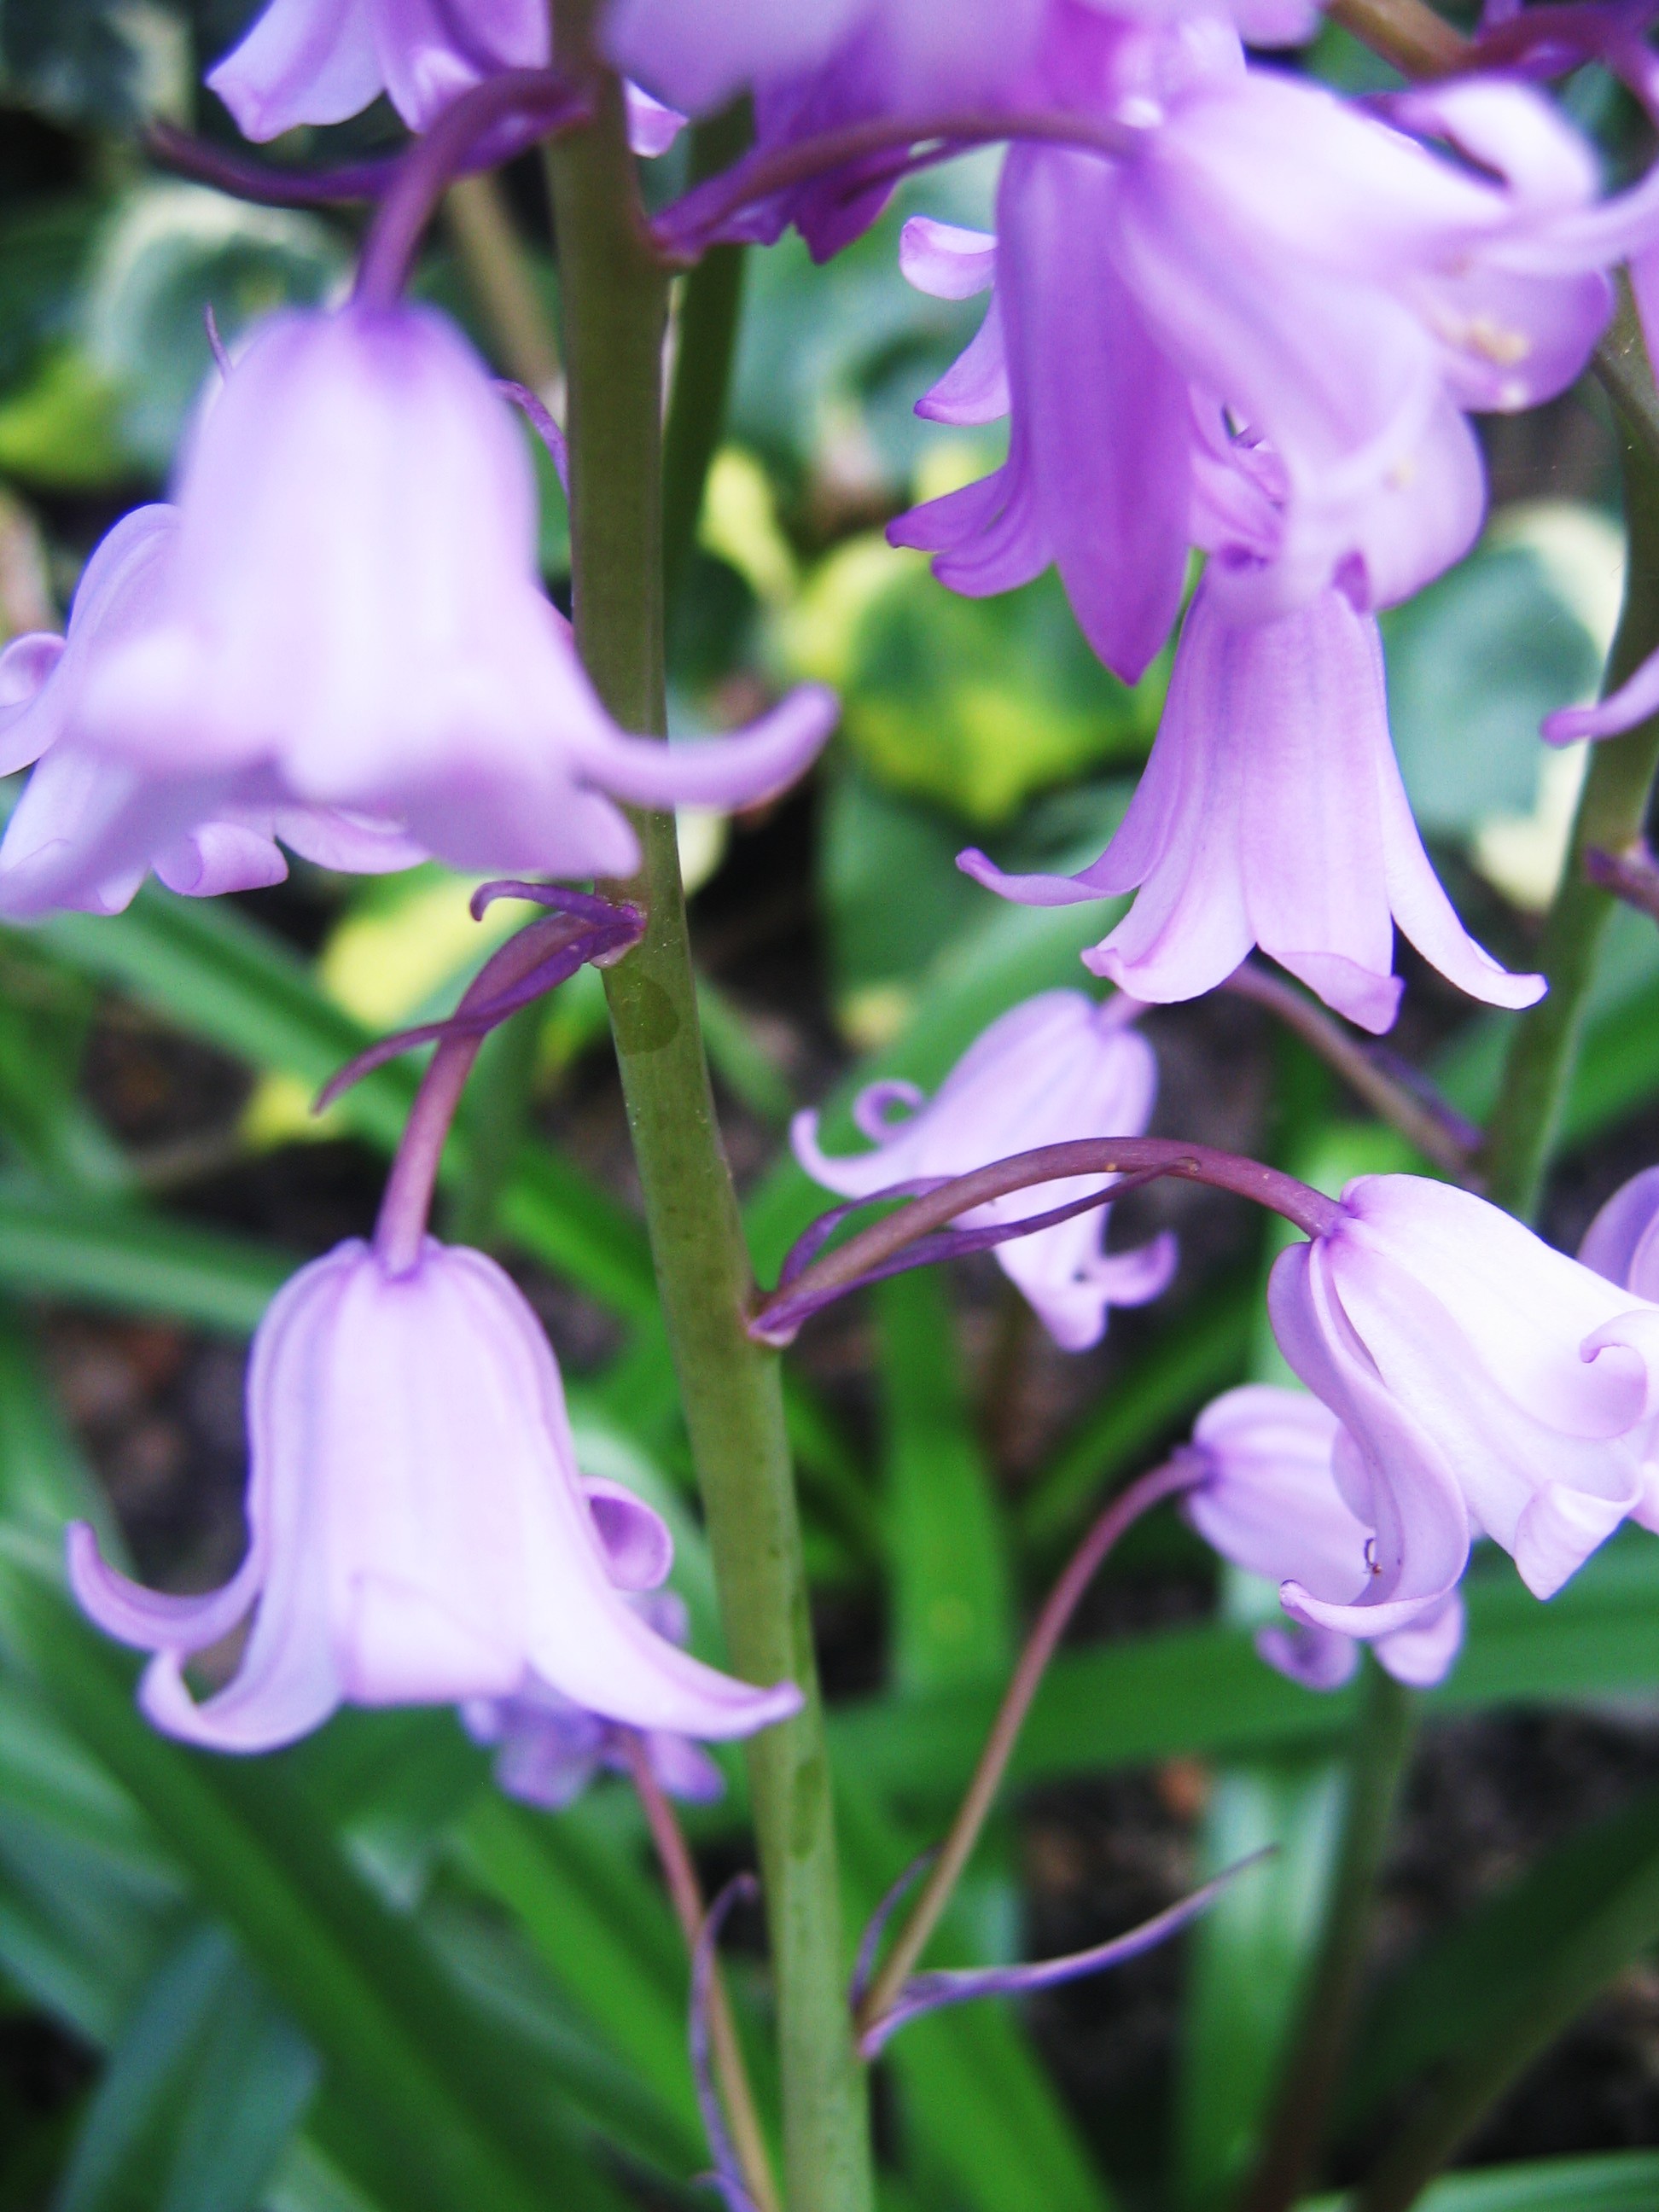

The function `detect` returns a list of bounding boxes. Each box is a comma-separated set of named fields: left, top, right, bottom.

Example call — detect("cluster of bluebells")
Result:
left=29, top=0, right=1659, bottom=1813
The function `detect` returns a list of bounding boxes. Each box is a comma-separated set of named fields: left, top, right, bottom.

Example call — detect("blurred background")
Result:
left=0, top=6, right=1658, bottom=2209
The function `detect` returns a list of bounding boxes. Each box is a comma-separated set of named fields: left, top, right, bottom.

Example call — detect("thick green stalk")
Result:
left=544, top=22, right=875, bottom=2212
left=1234, top=1663, right=1415, bottom=2212
left=1480, top=391, right=1659, bottom=1218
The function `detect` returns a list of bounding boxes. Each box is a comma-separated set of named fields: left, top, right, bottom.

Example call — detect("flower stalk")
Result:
left=854, top=1453, right=1206, bottom=2040
left=624, top=1736, right=782, bottom=2212
left=545, top=13, right=875, bottom=2211
left=754, top=1139, right=1342, bottom=1347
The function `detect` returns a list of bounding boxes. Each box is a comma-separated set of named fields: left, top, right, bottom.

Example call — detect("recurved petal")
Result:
left=1255, top=1621, right=1360, bottom=1691
left=580, top=1478, right=675, bottom=1592
left=206, top=0, right=383, bottom=140
left=899, top=217, right=997, bottom=299
left=67, top=1521, right=265, bottom=1656
left=1578, top=1166, right=1659, bottom=1298
left=1543, top=641, right=1659, bottom=746
left=567, top=684, right=838, bottom=811
left=1374, top=1589, right=1464, bottom=1685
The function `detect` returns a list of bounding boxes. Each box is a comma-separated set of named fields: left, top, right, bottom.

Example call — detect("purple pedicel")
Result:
left=959, top=579, right=1545, bottom=1034
left=690, top=1874, right=765, bottom=2212
left=858, top=1849, right=1273, bottom=2060
left=759, top=1167, right=1175, bottom=1348
left=1184, top=1383, right=1465, bottom=1690
left=45, top=302, right=835, bottom=894
left=1267, top=1173, right=1659, bottom=1643
left=794, top=992, right=1176, bottom=1351
left=755, top=1138, right=1340, bottom=1347
left=67, top=1238, right=802, bottom=1755
left=0, top=504, right=424, bottom=920
left=497, top=381, right=569, bottom=491
left=314, top=902, right=643, bottom=1114
left=849, top=1850, right=937, bottom=2016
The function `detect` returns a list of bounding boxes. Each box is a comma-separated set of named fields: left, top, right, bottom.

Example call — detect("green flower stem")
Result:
left=1235, top=1662, right=1416, bottom=2212
left=1480, top=387, right=1659, bottom=1220
left=544, top=19, right=875, bottom=2212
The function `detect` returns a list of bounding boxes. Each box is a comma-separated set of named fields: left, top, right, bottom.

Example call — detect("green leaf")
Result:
left=20, top=891, right=656, bottom=1319
left=84, top=183, right=345, bottom=475
left=875, top=1270, right=1011, bottom=1694
left=1017, top=1277, right=1255, bottom=1553
left=452, top=1793, right=703, bottom=2157
left=53, top=1924, right=318, bottom=2212
left=1300, top=2152, right=1659, bottom=2212
left=835, top=1776, right=1118, bottom=2212
left=0, top=1555, right=630, bottom=2212
left=784, top=542, right=1161, bottom=825
left=0, top=1182, right=291, bottom=1336
left=1342, top=1782, right=1659, bottom=2131
left=828, top=1536, right=1659, bottom=1815
left=1174, top=1759, right=1347, bottom=2212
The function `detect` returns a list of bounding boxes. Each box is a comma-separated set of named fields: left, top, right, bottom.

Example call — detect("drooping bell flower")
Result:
left=896, top=71, right=1628, bottom=649
left=67, top=305, right=835, bottom=882
left=1183, top=1382, right=1464, bottom=1690
left=0, top=504, right=425, bottom=918
left=208, top=0, right=684, bottom=154
left=959, top=577, right=1544, bottom=1033
left=68, top=1236, right=802, bottom=1754
left=793, top=991, right=1176, bottom=1350
left=1578, top=1164, right=1659, bottom=1533
left=463, top=1590, right=725, bottom=1810
left=892, top=147, right=1190, bottom=683
left=605, top=0, right=1318, bottom=129
left=1266, top=1174, right=1659, bottom=1643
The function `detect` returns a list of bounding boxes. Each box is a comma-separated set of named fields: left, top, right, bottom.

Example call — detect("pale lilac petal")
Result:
left=795, top=991, right=1171, bottom=1349
left=269, top=806, right=428, bottom=876
left=899, top=218, right=996, bottom=300
left=1543, top=643, right=1659, bottom=746
left=1256, top=1621, right=1359, bottom=1690
left=1374, top=1590, right=1463, bottom=1687
left=602, top=0, right=866, bottom=114
left=1579, top=1167, right=1659, bottom=1301
left=917, top=300, right=1010, bottom=426
left=66, top=1522, right=264, bottom=1656
left=138, top=1639, right=341, bottom=1753
left=1268, top=1238, right=1472, bottom=1630
left=207, top=0, right=383, bottom=140
left=562, top=684, right=838, bottom=812
left=625, top=83, right=687, bottom=155
left=372, top=0, right=548, bottom=134
left=0, top=749, right=225, bottom=920
left=642, top=1732, right=725, bottom=1802
left=1391, top=79, right=1601, bottom=216
left=579, top=1477, right=674, bottom=1592
left=916, top=147, right=1191, bottom=684
left=0, top=506, right=175, bottom=779
left=0, top=635, right=65, bottom=771
left=153, top=821, right=290, bottom=899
